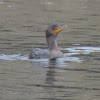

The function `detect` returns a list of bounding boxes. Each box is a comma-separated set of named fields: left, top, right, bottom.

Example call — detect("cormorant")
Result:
left=29, top=24, right=67, bottom=59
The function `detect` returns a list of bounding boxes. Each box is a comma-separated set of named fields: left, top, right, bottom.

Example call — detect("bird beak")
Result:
left=53, top=25, right=68, bottom=35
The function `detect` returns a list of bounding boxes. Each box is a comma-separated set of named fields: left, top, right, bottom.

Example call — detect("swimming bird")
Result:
left=29, top=24, right=67, bottom=59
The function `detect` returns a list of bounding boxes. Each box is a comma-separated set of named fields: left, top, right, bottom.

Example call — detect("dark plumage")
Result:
left=29, top=24, right=67, bottom=59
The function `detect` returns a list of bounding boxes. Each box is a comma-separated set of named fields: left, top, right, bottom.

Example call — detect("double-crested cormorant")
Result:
left=29, top=24, right=67, bottom=59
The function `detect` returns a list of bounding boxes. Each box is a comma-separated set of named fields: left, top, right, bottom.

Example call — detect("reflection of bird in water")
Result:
left=45, top=60, right=57, bottom=85
left=29, top=24, right=67, bottom=59
left=45, top=60, right=57, bottom=99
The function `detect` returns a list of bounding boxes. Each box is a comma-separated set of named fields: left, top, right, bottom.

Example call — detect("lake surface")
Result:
left=0, top=0, right=100, bottom=100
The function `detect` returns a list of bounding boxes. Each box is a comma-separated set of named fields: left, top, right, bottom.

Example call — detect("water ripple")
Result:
left=0, top=46, right=100, bottom=63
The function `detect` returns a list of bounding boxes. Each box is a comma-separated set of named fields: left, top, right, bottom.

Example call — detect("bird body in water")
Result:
left=29, top=24, right=67, bottom=59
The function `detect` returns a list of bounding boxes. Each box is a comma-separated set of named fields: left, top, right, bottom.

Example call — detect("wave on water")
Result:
left=0, top=46, right=100, bottom=62
left=0, top=54, right=29, bottom=61
left=65, top=47, right=100, bottom=54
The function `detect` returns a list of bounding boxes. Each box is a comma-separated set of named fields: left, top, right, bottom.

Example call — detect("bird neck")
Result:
left=46, top=36, right=58, bottom=50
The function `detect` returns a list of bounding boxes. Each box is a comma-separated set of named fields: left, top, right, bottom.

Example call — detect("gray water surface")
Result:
left=0, top=0, right=100, bottom=100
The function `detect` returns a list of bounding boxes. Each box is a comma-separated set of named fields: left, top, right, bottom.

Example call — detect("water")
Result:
left=0, top=0, right=100, bottom=100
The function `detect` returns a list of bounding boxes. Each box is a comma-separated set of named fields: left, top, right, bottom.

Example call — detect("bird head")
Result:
left=46, top=24, right=67, bottom=37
